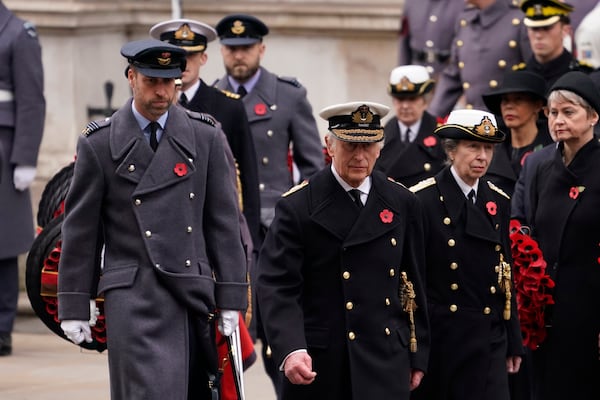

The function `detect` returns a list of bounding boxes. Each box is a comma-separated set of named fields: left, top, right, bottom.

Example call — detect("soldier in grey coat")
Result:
left=57, top=39, right=248, bottom=400
left=428, top=0, right=532, bottom=118
left=0, top=1, right=45, bottom=356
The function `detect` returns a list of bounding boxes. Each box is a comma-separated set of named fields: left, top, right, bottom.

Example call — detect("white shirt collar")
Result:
left=450, top=166, right=479, bottom=199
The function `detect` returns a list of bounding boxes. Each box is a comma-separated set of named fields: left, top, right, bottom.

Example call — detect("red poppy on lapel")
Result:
left=254, top=103, right=267, bottom=116
left=569, top=186, right=585, bottom=199
left=380, top=209, right=393, bottom=224
left=423, top=135, right=437, bottom=147
left=486, top=201, right=497, bottom=216
left=520, top=151, right=532, bottom=167
left=174, top=163, right=187, bottom=177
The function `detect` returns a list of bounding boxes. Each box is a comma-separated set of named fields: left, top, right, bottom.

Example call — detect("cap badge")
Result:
left=351, top=105, right=374, bottom=124
left=533, top=4, right=543, bottom=16
left=474, top=116, right=496, bottom=136
left=397, top=76, right=415, bottom=91
left=157, top=52, right=172, bottom=66
left=175, top=24, right=195, bottom=40
left=231, top=20, right=246, bottom=35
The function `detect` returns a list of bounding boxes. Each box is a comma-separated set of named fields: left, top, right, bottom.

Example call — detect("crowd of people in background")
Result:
left=3, top=0, right=600, bottom=399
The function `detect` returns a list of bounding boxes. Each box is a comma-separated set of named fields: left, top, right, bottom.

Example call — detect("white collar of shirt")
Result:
left=450, top=166, right=479, bottom=199
left=228, top=68, right=261, bottom=94
left=181, top=80, right=200, bottom=102
left=330, top=164, right=371, bottom=205
left=132, top=100, right=168, bottom=141
left=397, top=119, right=421, bottom=142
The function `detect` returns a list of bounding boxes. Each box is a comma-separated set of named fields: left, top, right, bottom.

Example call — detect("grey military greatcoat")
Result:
left=58, top=100, right=247, bottom=400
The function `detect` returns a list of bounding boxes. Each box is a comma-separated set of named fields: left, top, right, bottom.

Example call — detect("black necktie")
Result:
left=237, top=85, right=247, bottom=98
left=148, top=121, right=159, bottom=151
left=349, top=189, right=363, bottom=209
left=179, top=93, right=188, bottom=107
left=467, top=189, right=476, bottom=204
left=403, top=128, right=411, bottom=143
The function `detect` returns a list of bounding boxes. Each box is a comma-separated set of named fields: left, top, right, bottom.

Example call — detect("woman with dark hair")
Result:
left=528, top=71, right=600, bottom=400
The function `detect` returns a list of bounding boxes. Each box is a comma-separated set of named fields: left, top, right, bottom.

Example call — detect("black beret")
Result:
left=215, top=14, right=269, bottom=46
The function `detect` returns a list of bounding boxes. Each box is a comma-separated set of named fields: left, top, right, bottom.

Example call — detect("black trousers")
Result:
left=0, top=257, right=19, bottom=334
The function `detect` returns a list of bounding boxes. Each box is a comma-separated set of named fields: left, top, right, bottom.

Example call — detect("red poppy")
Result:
left=423, top=135, right=437, bottom=147
left=254, top=103, right=267, bottom=116
left=379, top=209, right=393, bottom=224
left=486, top=201, right=497, bottom=216
left=436, top=115, right=448, bottom=126
left=569, top=186, right=579, bottom=199
left=520, top=151, right=532, bottom=167
left=174, top=163, right=187, bottom=177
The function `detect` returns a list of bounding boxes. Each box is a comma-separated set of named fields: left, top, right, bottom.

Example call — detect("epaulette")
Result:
left=187, top=110, right=217, bottom=127
left=23, top=21, right=38, bottom=38
left=409, top=177, right=436, bottom=193
left=512, top=62, right=526, bottom=71
left=487, top=181, right=510, bottom=200
left=278, top=76, right=302, bottom=88
left=81, top=118, right=111, bottom=137
left=282, top=180, right=309, bottom=197
left=220, top=89, right=241, bottom=100
left=573, top=59, right=595, bottom=73
left=387, top=176, right=408, bottom=189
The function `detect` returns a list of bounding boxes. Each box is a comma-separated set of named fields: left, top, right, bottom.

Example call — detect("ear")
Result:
left=199, top=52, right=208, bottom=66
left=324, top=135, right=335, bottom=157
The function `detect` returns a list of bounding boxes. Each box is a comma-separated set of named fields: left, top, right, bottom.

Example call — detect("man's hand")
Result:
left=284, top=352, right=317, bottom=385
left=60, top=320, right=92, bottom=344
left=217, top=310, right=239, bottom=337
left=506, top=355, right=522, bottom=374
left=410, top=369, right=425, bottom=390
left=13, top=165, right=36, bottom=191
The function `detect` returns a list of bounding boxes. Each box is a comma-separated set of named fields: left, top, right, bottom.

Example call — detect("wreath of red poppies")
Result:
left=509, top=219, right=555, bottom=350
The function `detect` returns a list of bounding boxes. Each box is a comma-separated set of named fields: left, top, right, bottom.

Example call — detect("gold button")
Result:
left=450, top=304, right=458, bottom=312
left=448, top=239, right=456, bottom=247
left=495, top=223, right=500, bottom=230
left=185, top=260, right=191, bottom=267
left=270, top=104, right=277, bottom=111
left=439, top=195, right=444, bottom=202
left=259, top=183, right=265, bottom=191
left=462, top=82, right=470, bottom=90
left=450, top=262, right=458, bottom=270
left=450, top=283, right=458, bottom=291
left=390, top=238, right=397, bottom=246
left=389, top=268, right=395, bottom=277
left=262, top=157, right=269, bottom=165
left=443, top=217, right=451, bottom=225
left=498, top=59, right=507, bottom=68
left=348, top=332, right=356, bottom=340
left=425, top=40, right=434, bottom=47
left=343, top=271, right=351, bottom=280
left=490, top=286, right=497, bottom=294
left=495, top=265, right=500, bottom=273
left=458, top=61, right=465, bottom=69
left=495, top=244, right=501, bottom=251
left=456, top=40, right=463, bottom=47
left=134, top=199, right=141, bottom=206
left=429, top=15, right=438, bottom=23
left=424, top=163, right=431, bottom=171
left=483, top=307, right=491, bottom=315
left=509, top=40, right=517, bottom=48
left=512, top=18, right=520, bottom=25
left=145, top=230, right=152, bottom=238
left=385, top=327, right=391, bottom=336
left=489, top=80, right=498, bottom=88
left=187, top=226, right=193, bottom=233
left=460, top=19, right=467, bottom=27
left=128, top=164, right=135, bottom=172
left=385, top=298, right=391, bottom=306
left=466, top=104, right=473, bottom=109
left=346, top=302, right=353, bottom=310
left=189, top=192, right=195, bottom=199
left=267, top=130, right=274, bottom=137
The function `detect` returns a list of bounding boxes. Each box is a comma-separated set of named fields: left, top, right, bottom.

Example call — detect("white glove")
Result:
left=61, top=320, right=92, bottom=344
left=217, top=310, right=239, bottom=337
left=13, top=165, right=36, bottom=191
left=89, top=299, right=100, bottom=327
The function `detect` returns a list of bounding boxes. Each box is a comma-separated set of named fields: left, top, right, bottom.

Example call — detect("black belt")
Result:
left=412, top=49, right=450, bottom=64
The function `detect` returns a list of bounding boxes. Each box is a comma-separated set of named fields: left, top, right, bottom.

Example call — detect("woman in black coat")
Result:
left=529, top=72, right=600, bottom=400
left=410, top=109, right=523, bottom=400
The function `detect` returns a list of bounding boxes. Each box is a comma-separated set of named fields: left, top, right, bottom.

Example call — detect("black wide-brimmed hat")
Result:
left=435, top=109, right=506, bottom=143
left=482, top=70, right=546, bottom=115
left=548, top=71, right=600, bottom=115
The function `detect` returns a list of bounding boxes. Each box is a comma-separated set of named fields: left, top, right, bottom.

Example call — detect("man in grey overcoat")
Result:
left=0, top=1, right=45, bottom=356
left=57, top=39, right=248, bottom=400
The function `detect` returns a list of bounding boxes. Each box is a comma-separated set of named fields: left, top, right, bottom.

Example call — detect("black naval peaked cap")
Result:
left=149, top=19, right=217, bottom=53
left=215, top=14, right=269, bottom=46
left=549, top=71, right=600, bottom=115
left=482, top=70, right=546, bottom=115
left=121, top=39, right=187, bottom=78
left=435, top=109, right=506, bottom=143
left=320, top=101, right=390, bottom=143
left=520, top=0, right=573, bottom=27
